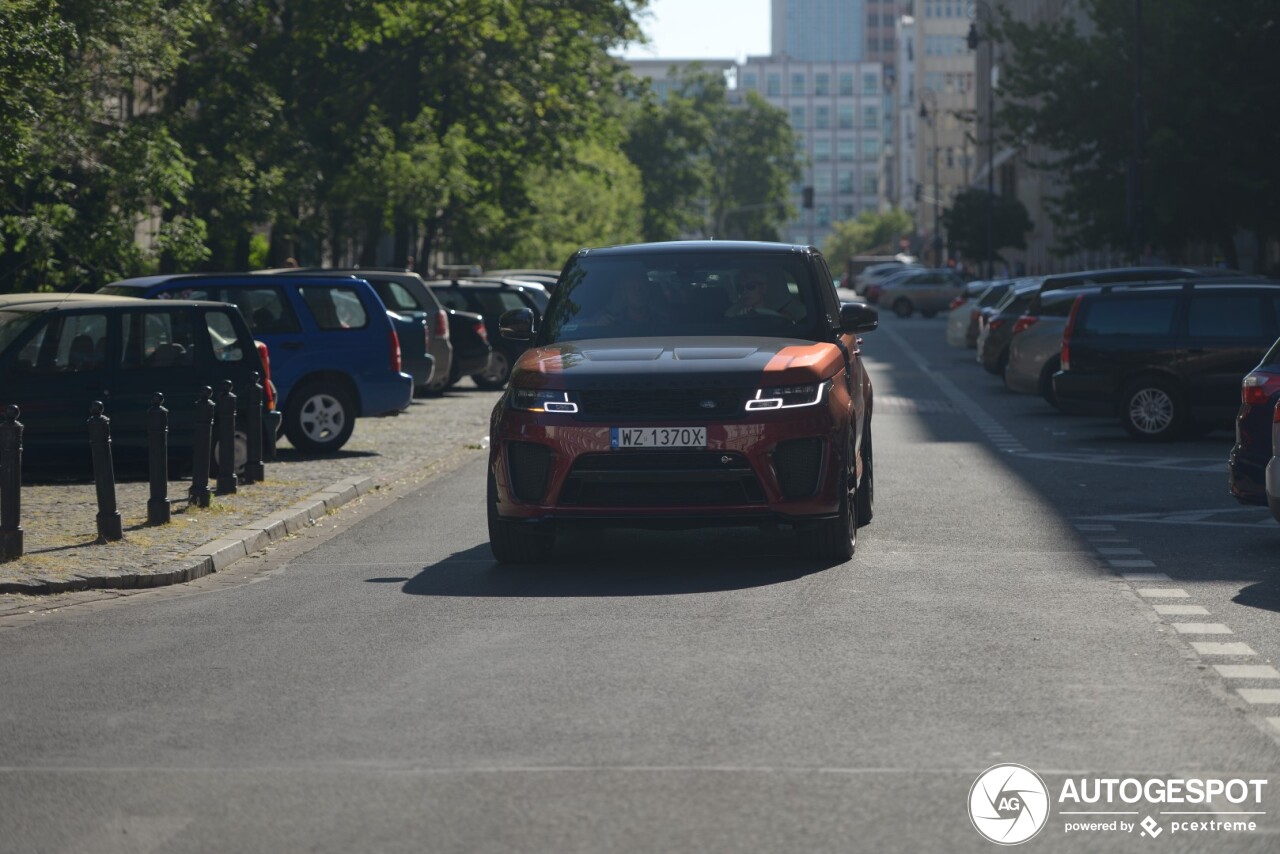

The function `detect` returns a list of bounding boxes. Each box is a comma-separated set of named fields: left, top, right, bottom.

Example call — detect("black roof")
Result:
left=576, top=240, right=813, bottom=258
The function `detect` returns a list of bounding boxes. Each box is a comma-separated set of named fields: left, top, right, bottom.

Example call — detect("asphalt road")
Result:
left=2, top=316, right=1279, bottom=853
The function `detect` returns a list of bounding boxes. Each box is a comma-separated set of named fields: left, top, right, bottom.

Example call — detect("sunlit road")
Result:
left=2, top=316, right=1279, bottom=853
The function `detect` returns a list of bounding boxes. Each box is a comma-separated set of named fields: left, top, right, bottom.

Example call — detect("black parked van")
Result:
left=1053, top=279, right=1280, bottom=440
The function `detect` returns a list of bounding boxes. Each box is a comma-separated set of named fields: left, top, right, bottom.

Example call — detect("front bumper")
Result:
left=491, top=407, right=848, bottom=525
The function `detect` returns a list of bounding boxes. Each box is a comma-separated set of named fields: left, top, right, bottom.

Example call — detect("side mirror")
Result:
left=499, top=307, right=534, bottom=341
left=839, top=302, right=878, bottom=334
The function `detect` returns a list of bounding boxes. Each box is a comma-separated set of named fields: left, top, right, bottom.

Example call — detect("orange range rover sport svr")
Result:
left=487, top=241, right=878, bottom=563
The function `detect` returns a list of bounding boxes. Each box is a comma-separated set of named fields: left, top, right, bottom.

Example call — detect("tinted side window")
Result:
left=204, top=310, right=245, bottom=361
left=298, top=286, right=369, bottom=330
left=1081, top=296, right=1178, bottom=336
left=373, top=281, right=420, bottom=313
left=18, top=313, right=109, bottom=373
left=431, top=289, right=470, bottom=311
left=225, top=287, right=300, bottom=334
left=475, top=291, right=531, bottom=316
left=1186, top=294, right=1270, bottom=338
left=121, top=309, right=196, bottom=368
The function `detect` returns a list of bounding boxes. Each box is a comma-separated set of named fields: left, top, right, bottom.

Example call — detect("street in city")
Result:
left=2, top=315, right=1277, bottom=852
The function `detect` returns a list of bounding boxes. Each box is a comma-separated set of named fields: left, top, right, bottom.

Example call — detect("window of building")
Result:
left=868, top=13, right=880, bottom=26
left=815, top=106, right=830, bottom=129
left=838, top=105, right=854, bottom=129
left=766, top=73, right=781, bottom=96
left=839, top=171, right=855, bottom=194
left=838, top=138, right=855, bottom=161
left=816, top=205, right=831, bottom=227
left=814, top=73, right=830, bottom=96
left=862, top=136, right=881, bottom=159
left=863, top=72, right=879, bottom=95
left=840, top=204, right=855, bottom=219
left=815, top=170, right=833, bottom=193
left=791, top=106, right=806, bottom=126
left=790, top=72, right=806, bottom=96
left=742, top=72, right=758, bottom=90
left=814, top=137, right=831, bottom=162
left=863, top=174, right=880, bottom=195
left=839, top=72, right=854, bottom=96
left=882, top=37, right=895, bottom=52
left=862, top=106, right=878, bottom=130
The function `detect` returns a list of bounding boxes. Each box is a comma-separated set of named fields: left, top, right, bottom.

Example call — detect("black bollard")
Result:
left=87, top=401, right=123, bottom=542
left=215, top=379, right=237, bottom=495
left=0, top=404, right=23, bottom=560
left=189, top=386, right=214, bottom=508
left=243, top=372, right=265, bottom=484
left=147, top=393, right=171, bottom=525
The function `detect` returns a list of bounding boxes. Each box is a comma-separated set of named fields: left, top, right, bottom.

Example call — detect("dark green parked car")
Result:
left=0, top=293, right=281, bottom=468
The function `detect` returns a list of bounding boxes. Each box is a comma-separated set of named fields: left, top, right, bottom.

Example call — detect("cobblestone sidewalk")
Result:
left=0, top=386, right=498, bottom=597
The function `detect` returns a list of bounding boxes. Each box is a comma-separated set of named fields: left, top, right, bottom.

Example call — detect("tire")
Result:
left=284, top=382, right=356, bottom=453
left=1038, top=358, right=1062, bottom=410
left=797, top=431, right=858, bottom=561
left=487, top=470, right=554, bottom=564
left=1120, top=376, right=1186, bottom=441
left=209, top=429, right=248, bottom=476
left=472, top=350, right=512, bottom=390
left=855, top=420, right=873, bottom=527
left=893, top=298, right=913, bottom=319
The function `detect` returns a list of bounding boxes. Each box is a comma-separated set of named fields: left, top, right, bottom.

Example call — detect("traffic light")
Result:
left=914, top=183, right=923, bottom=202
left=802, top=186, right=814, bottom=209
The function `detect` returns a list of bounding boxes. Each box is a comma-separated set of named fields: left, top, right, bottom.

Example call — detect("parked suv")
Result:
left=877, top=268, right=964, bottom=318
left=257, top=267, right=454, bottom=395
left=486, top=241, right=879, bottom=563
left=99, top=275, right=412, bottom=452
left=426, top=279, right=543, bottom=389
left=0, top=293, right=280, bottom=464
left=976, top=279, right=1041, bottom=376
left=1228, top=337, right=1280, bottom=509
left=1053, top=279, right=1280, bottom=439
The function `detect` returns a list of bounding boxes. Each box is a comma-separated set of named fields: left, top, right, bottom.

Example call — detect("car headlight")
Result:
left=745, top=381, right=828, bottom=411
left=511, top=388, right=579, bottom=413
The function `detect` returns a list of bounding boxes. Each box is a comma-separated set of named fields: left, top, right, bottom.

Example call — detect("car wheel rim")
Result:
left=1129, top=388, right=1173, bottom=434
left=480, top=352, right=510, bottom=383
left=299, top=394, right=345, bottom=442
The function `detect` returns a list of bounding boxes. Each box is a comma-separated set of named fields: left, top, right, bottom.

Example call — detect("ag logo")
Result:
left=969, top=764, right=1050, bottom=845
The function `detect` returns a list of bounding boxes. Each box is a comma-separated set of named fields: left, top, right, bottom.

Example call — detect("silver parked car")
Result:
left=878, top=268, right=966, bottom=318
left=1004, top=287, right=1079, bottom=407
left=946, top=280, right=1000, bottom=347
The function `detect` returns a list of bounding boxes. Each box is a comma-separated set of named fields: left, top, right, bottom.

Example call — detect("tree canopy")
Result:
left=995, top=0, right=1280, bottom=265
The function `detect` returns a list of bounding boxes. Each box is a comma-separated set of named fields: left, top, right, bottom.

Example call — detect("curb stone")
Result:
left=0, top=475, right=375, bottom=596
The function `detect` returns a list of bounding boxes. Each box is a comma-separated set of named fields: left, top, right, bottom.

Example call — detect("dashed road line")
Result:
left=878, top=326, right=1028, bottom=454
left=1072, top=520, right=1280, bottom=738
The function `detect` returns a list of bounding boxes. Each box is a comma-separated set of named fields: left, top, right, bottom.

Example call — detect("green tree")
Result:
left=996, top=0, right=1280, bottom=265
left=0, top=0, right=209, bottom=292
left=492, top=140, right=644, bottom=269
left=941, top=189, right=1032, bottom=268
left=822, top=209, right=915, bottom=268
left=623, top=67, right=800, bottom=242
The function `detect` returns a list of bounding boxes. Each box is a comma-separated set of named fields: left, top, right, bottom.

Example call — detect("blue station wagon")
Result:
left=100, top=275, right=413, bottom=452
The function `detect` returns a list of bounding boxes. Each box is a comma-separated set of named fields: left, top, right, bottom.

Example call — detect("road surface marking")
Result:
left=1190, top=642, right=1257, bottom=656
left=1172, top=623, right=1233, bottom=635
left=1124, top=573, right=1172, bottom=582
left=1214, top=665, right=1280, bottom=679
left=1137, top=588, right=1190, bottom=598
left=1236, top=689, right=1280, bottom=704
left=1152, top=604, right=1208, bottom=615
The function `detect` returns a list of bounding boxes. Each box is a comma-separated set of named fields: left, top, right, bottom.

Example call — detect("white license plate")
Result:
left=611, top=426, right=707, bottom=449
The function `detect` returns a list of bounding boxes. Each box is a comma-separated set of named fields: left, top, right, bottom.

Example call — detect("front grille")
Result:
left=577, top=388, right=749, bottom=420
left=507, top=441, right=552, bottom=503
left=559, top=451, right=765, bottom=507
left=773, top=438, right=825, bottom=499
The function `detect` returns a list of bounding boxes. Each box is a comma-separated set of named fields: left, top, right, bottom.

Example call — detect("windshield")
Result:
left=537, top=252, right=823, bottom=344
left=0, top=310, right=38, bottom=355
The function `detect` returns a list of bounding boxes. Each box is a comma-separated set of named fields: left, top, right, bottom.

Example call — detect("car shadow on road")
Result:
left=399, top=531, right=837, bottom=597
